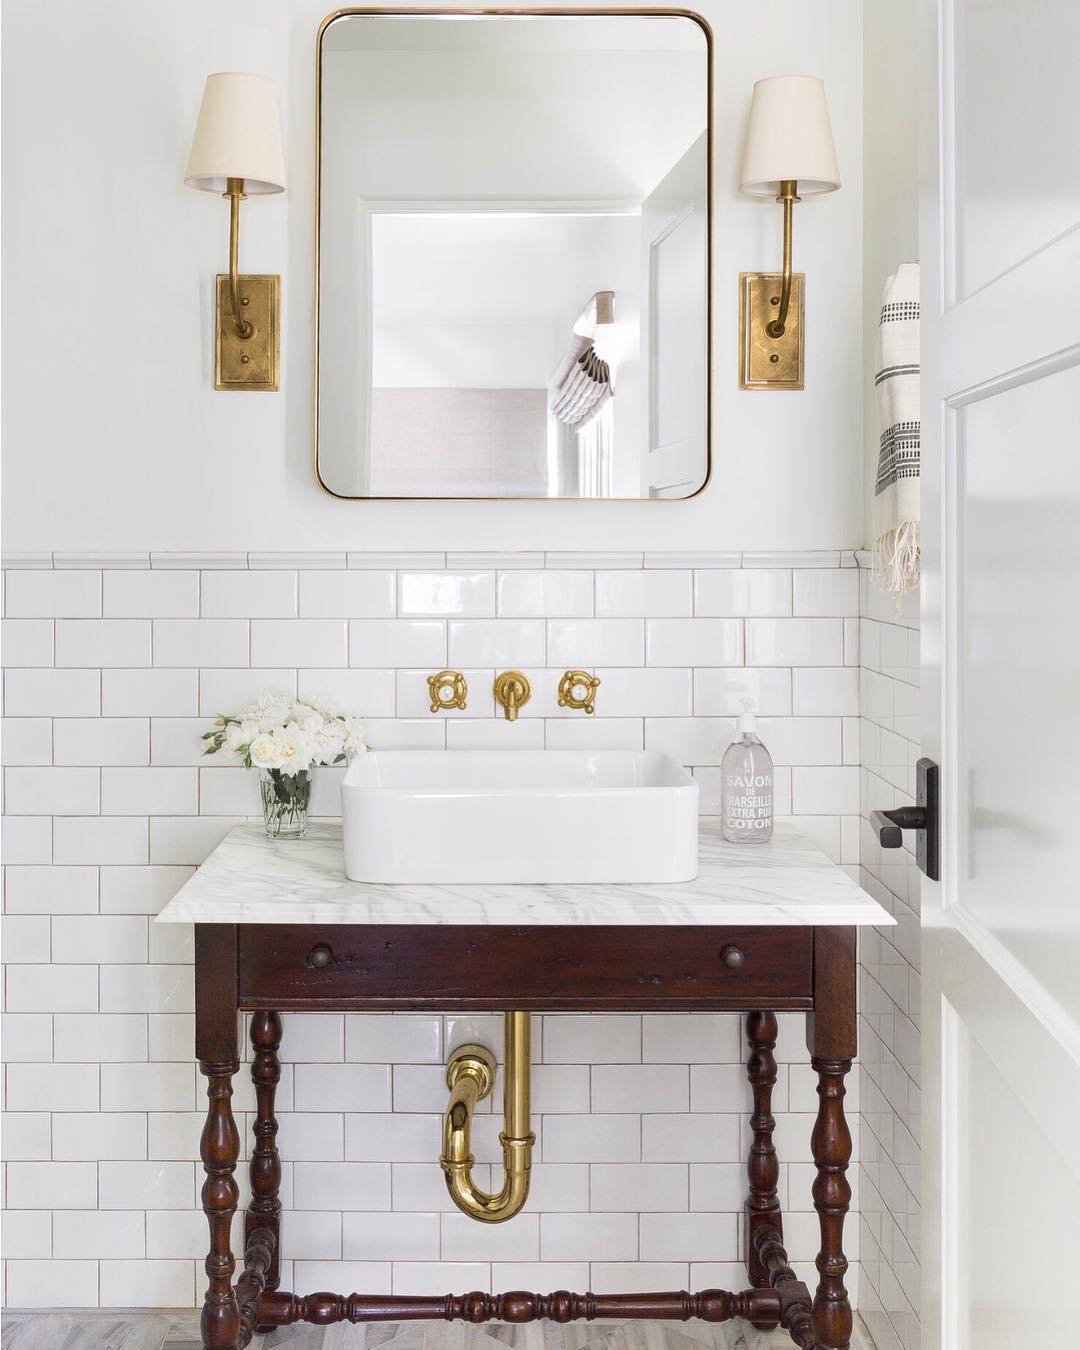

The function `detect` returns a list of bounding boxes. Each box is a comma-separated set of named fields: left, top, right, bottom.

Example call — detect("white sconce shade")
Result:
left=738, top=75, right=840, bottom=197
left=185, top=73, right=286, bottom=195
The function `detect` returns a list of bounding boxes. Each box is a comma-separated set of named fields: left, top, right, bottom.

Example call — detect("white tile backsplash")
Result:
left=1, top=549, right=871, bottom=1307
left=349, top=619, right=446, bottom=668
left=250, top=619, right=348, bottom=668
left=56, top=619, right=151, bottom=668
left=5, top=766, right=100, bottom=815
left=857, top=568, right=922, bottom=1350
left=399, top=572, right=494, bottom=618
left=104, top=572, right=199, bottom=619
left=5, top=667, right=101, bottom=717
left=299, top=571, right=396, bottom=619
left=645, top=618, right=743, bottom=667
left=496, top=570, right=593, bottom=618
left=3, top=619, right=55, bottom=667
left=101, top=767, right=198, bottom=816
left=7, top=570, right=102, bottom=618
left=547, top=618, right=644, bottom=666
left=447, top=619, right=546, bottom=667
left=201, top=570, right=298, bottom=618
left=746, top=618, right=846, bottom=667
left=1, top=717, right=53, bottom=765
left=694, top=569, right=792, bottom=618
left=792, top=568, right=861, bottom=616
left=54, top=717, right=150, bottom=766
left=596, top=570, right=692, bottom=618
left=103, top=668, right=197, bottom=717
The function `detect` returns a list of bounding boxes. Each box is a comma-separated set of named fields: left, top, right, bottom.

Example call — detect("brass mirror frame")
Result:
left=313, top=6, right=714, bottom=502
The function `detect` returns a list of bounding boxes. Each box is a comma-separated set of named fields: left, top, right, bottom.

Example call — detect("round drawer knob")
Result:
left=721, top=945, right=745, bottom=969
left=308, top=944, right=334, bottom=969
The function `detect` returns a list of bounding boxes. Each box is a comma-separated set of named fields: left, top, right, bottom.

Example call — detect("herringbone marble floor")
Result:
left=1, top=1311, right=876, bottom=1350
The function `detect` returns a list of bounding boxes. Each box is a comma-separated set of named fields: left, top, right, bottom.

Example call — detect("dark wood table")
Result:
left=193, top=920, right=857, bottom=1350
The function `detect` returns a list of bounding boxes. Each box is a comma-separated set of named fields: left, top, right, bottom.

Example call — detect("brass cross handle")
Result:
left=428, top=670, right=468, bottom=713
left=557, top=670, right=600, bottom=715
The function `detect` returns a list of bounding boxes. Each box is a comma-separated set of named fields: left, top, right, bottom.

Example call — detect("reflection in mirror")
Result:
left=316, top=13, right=710, bottom=500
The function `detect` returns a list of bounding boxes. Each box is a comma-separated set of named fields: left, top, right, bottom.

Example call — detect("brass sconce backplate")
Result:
left=739, top=272, right=804, bottom=390
left=215, top=274, right=280, bottom=391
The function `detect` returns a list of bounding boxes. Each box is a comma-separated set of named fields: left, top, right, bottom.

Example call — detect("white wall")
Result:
left=1, top=0, right=864, bottom=554
left=862, top=0, right=919, bottom=543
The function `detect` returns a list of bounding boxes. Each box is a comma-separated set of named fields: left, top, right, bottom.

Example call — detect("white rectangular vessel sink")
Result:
left=341, top=750, right=699, bottom=884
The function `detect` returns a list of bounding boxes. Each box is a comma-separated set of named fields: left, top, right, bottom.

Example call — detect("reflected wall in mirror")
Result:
left=316, top=10, right=711, bottom=500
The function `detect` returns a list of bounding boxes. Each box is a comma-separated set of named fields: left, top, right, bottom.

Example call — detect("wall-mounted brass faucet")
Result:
left=440, top=1012, right=533, bottom=1223
left=493, top=671, right=531, bottom=722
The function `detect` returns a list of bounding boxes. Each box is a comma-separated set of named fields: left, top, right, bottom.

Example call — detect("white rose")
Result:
left=309, top=721, right=346, bottom=765
left=224, top=724, right=249, bottom=756
left=272, top=724, right=313, bottom=777
left=344, top=719, right=368, bottom=758
left=291, top=704, right=324, bottom=734
left=249, top=732, right=283, bottom=770
left=297, top=693, right=332, bottom=720
left=243, top=691, right=276, bottom=720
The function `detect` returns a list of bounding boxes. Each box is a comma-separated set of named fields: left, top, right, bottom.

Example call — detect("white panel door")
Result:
left=920, top=2, right=1080, bottom=1347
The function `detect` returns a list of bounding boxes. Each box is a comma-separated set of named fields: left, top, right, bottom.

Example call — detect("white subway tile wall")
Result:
left=856, top=565, right=921, bottom=1350
left=1, top=550, right=865, bottom=1309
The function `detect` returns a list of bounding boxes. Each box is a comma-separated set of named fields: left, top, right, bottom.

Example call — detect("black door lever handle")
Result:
left=870, top=806, right=927, bottom=849
left=868, top=758, right=940, bottom=881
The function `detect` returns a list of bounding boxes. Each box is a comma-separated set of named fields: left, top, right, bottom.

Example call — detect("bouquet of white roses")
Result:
left=202, top=691, right=367, bottom=837
left=202, top=690, right=366, bottom=774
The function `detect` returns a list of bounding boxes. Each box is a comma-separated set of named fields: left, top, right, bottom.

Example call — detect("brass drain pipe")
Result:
left=440, top=1011, right=533, bottom=1222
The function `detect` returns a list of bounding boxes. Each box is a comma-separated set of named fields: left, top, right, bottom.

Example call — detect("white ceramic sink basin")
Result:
left=341, top=750, right=698, bottom=884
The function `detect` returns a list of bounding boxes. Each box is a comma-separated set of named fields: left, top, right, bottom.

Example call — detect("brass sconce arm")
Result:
left=225, top=177, right=254, bottom=339
left=766, top=180, right=799, bottom=339
left=441, top=1012, right=534, bottom=1223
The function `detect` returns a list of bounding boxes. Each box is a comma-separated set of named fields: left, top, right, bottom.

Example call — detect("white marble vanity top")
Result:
left=156, top=820, right=894, bottom=928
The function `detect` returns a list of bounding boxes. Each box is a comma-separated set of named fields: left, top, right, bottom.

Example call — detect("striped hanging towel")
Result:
left=871, top=263, right=921, bottom=595
left=548, top=333, right=612, bottom=431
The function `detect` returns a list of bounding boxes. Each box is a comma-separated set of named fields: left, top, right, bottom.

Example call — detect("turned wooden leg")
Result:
left=200, top=1056, right=241, bottom=1350
left=246, top=1010, right=283, bottom=1292
left=745, top=1009, right=782, bottom=1332
left=807, top=926, right=857, bottom=1350
left=196, top=926, right=241, bottom=1350
left=811, top=1054, right=853, bottom=1350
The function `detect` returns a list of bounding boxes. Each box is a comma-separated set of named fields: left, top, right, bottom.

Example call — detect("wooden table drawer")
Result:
left=238, top=924, right=813, bottom=1012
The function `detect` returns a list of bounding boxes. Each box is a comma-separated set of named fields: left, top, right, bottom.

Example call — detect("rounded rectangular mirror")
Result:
left=316, top=10, right=711, bottom=500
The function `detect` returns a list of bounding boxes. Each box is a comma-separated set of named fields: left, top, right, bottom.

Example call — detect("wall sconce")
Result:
left=185, top=73, right=286, bottom=391
left=738, top=75, right=840, bottom=390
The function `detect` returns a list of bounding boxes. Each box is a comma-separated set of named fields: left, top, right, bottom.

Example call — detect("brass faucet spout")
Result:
left=493, top=671, right=531, bottom=723
left=440, top=1012, right=533, bottom=1223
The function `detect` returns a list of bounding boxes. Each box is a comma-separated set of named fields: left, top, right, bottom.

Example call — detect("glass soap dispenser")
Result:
left=721, top=705, right=774, bottom=843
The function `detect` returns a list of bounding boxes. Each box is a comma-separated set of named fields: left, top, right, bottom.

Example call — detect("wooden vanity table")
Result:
left=157, top=821, right=893, bottom=1350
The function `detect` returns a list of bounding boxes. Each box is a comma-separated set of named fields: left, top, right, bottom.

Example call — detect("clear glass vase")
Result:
left=260, top=769, right=311, bottom=839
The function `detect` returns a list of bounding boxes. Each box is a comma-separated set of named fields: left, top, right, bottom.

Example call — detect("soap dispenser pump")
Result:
left=721, top=703, right=774, bottom=843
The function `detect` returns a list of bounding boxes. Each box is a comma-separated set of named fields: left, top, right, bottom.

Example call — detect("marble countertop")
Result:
left=156, top=820, right=894, bottom=928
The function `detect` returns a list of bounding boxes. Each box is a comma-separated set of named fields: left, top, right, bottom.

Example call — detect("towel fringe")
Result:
left=872, top=519, right=920, bottom=614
